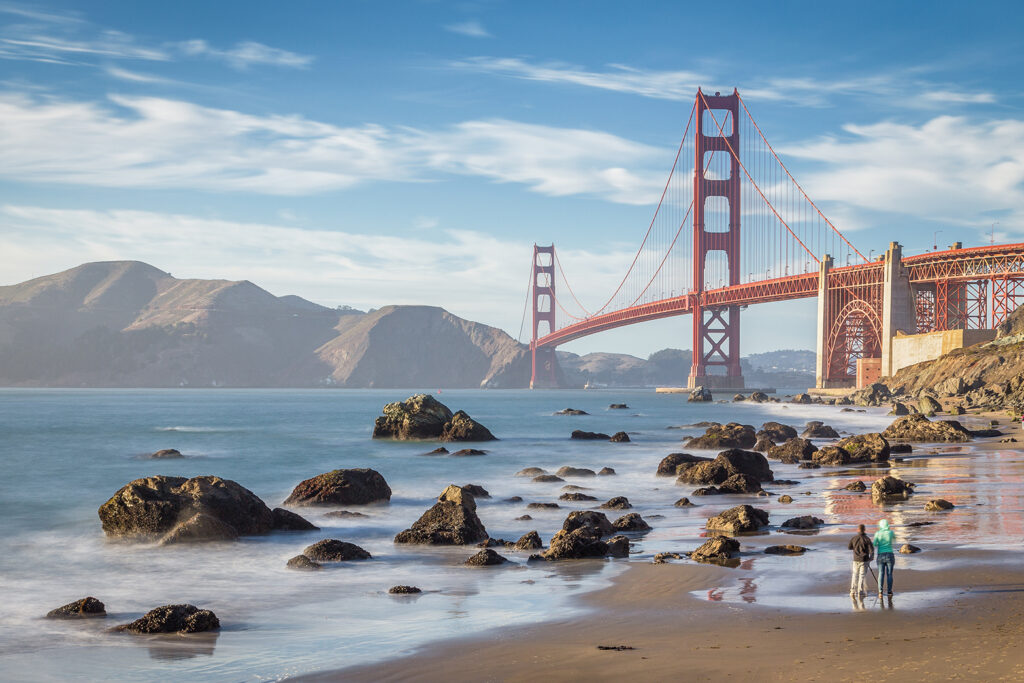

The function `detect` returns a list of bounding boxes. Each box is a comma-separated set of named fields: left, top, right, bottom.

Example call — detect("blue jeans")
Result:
left=877, top=552, right=895, bottom=593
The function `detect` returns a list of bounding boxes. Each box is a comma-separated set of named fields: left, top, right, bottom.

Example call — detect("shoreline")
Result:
left=309, top=547, right=1024, bottom=682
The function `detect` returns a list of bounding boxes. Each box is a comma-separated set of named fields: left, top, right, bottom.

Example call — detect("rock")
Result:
left=554, top=408, right=589, bottom=415
left=98, top=475, right=275, bottom=540
left=527, top=502, right=560, bottom=509
left=451, top=448, right=488, bottom=456
left=388, top=585, right=421, bottom=594
left=656, top=452, right=710, bottom=476
left=888, top=402, right=911, bottom=416
left=503, top=496, right=523, bottom=503
left=674, top=497, right=694, bottom=507
left=271, top=508, right=318, bottom=531
left=609, top=404, right=629, bottom=409
left=424, top=447, right=449, bottom=455
left=561, top=485, right=591, bottom=491
left=925, top=499, right=955, bottom=511
left=515, top=467, right=547, bottom=477
left=689, top=535, right=740, bottom=565
left=461, top=484, right=490, bottom=498
left=766, top=438, right=818, bottom=463
left=688, top=386, right=713, bottom=402
left=676, top=449, right=774, bottom=487
left=598, top=467, right=616, bottom=475
left=706, top=505, right=770, bottom=533
left=324, top=510, right=368, bottom=519
left=477, top=537, right=508, bottom=548
left=764, top=545, right=807, bottom=555
left=748, top=391, right=769, bottom=403
left=882, top=414, right=972, bottom=442
left=684, top=423, right=757, bottom=450
left=752, top=435, right=776, bottom=452
left=515, top=515, right=533, bottom=521
left=970, top=428, right=1003, bottom=438
left=371, top=395, right=495, bottom=441
left=758, top=422, right=798, bottom=443
left=791, top=393, right=812, bottom=404
left=512, top=531, right=543, bottom=550
left=303, top=539, right=372, bottom=561
left=732, top=394, right=746, bottom=402
left=653, top=552, right=683, bottom=564
left=781, top=515, right=824, bottom=529
left=801, top=421, right=840, bottom=439
left=811, top=446, right=854, bottom=466
left=899, top=544, right=921, bottom=554
left=571, top=430, right=611, bottom=440
left=844, top=480, right=867, bottom=492
left=890, top=443, right=913, bottom=454
left=798, top=462, right=820, bottom=469
left=286, top=554, right=322, bottom=571
left=849, top=382, right=891, bottom=407
left=950, top=405, right=966, bottom=415
left=559, top=492, right=598, bottom=502
left=605, top=535, right=630, bottom=558
left=562, top=510, right=615, bottom=536
left=871, top=476, right=915, bottom=500
left=778, top=495, right=793, bottom=503
left=283, top=468, right=392, bottom=507
left=612, top=513, right=651, bottom=532
left=835, top=433, right=891, bottom=462
left=600, top=496, right=632, bottom=510
left=159, top=512, right=240, bottom=545
left=150, top=448, right=183, bottom=459
left=540, top=527, right=611, bottom=560
left=464, top=548, right=509, bottom=566
left=115, top=604, right=220, bottom=634
left=532, top=474, right=565, bottom=483
left=557, top=466, right=596, bottom=477
left=692, top=473, right=763, bottom=495
left=918, top=395, right=943, bottom=414
left=46, top=597, right=106, bottom=619
left=609, top=431, right=631, bottom=443
left=394, top=485, right=488, bottom=545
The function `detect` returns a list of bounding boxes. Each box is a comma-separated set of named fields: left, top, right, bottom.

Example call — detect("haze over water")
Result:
left=1, top=388, right=1021, bottom=681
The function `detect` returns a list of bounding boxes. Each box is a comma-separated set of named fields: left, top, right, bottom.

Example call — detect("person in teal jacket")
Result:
left=873, top=519, right=895, bottom=596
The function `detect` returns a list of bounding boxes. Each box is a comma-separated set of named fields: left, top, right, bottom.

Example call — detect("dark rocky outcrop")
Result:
left=765, top=438, right=818, bottom=463
left=389, top=585, right=421, bottom=594
left=674, top=497, right=694, bottom=507
left=539, top=527, right=625, bottom=560
left=801, top=421, right=840, bottom=439
left=752, top=435, right=775, bottom=452
left=890, top=443, right=913, bottom=454
left=532, top=474, right=565, bottom=483
left=557, top=466, right=596, bottom=477
left=692, top=472, right=764, bottom=495
left=609, top=404, right=629, bottom=410
left=918, top=395, right=943, bottom=414
left=706, top=505, right=770, bottom=533
left=835, top=433, right=890, bottom=462
left=780, top=515, right=824, bottom=529
left=656, top=452, right=710, bottom=476
left=609, top=431, right=631, bottom=443
left=527, top=502, right=560, bottom=510
left=465, top=548, right=509, bottom=566
left=758, top=422, right=798, bottom=443
left=98, top=475, right=286, bottom=542
left=598, top=467, right=616, bottom=476
left=451, top=448, right=488, bottom=456
left=559, top=492, right=598, bottom=502
left=46, top=597, right=106, bottom=619
left=394, top=485, right=488, bottom=545
left=600, top=496, right=632, bottom=510
left=562, top=510, right=615, bottom=536
left=554, top=408, right=589, bottom=415
left=798, top=462, right=820, bottom=469
left=688, top=536, right=740, bottom=565
left=286, top=554, right=322, bottom=571
left=900, top=544, right=922, bottom=554
left=654, top=552, right=683, bottom=563
left=515, top=467, right=547, bottom=477
left=688, top=386, right=712, bottom=402
left=324, top=510, right=368, bottom=519
left=424, top=447, right=449, bottom=455
left=612, top=513, right=651, bottom=532
left=811, top=446, right=854, bottom=466
left=303, top=539, right=372, bottom=561
left=791, top=393, right=812, bottom=404
left=371, top=395, right=495, bottom=441
left=511, top=531, right=543, bottom=550
left=748, top=391, right=769, bottom=403
left=159, top=512, right=239, bottom=545
left=778, top=495, right=793, bottom=504
left=889, top=402, right=912, bottom=416
left=925, top=498, right=955, bottom=511
left=765, top=545, right=807, bottom=555
left=676, top=449, right=774, bottom=487
left=849, top=382, right=891, bottom=407
left=882, top=414, right=972, bottom=443
left=571, top=430, right=611, bottom=440
left=115, top=604, right=219, bottom=634
left=844, top=480, right=867, bottom=492
left=150, top=449, right=183, bottom=459
left=871, top=476, right=915, bottom=500
left=271, top=508, right=320, bottom=531
left=284, top=468, right=393, bottom=508
left=684, top=423, right=757, bottom=450
left=461, top=484, right=490, bottom=498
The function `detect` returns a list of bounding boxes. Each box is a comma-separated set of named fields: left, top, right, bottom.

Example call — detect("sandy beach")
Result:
left=322, top=547, right=1024, bottom=682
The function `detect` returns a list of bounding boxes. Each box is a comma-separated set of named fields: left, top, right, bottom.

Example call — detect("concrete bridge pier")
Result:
left=880, top=241, right=917, bottom=377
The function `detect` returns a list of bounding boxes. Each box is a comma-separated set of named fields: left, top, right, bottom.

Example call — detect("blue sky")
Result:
left=1, top=1, right=1022, bottom=357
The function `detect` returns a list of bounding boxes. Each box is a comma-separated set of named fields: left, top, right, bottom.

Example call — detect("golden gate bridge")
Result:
left=527, top=89, right=1024, bottom=389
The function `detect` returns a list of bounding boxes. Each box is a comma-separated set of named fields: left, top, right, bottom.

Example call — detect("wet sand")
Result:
left=315, top=550, right=1024, bottom=682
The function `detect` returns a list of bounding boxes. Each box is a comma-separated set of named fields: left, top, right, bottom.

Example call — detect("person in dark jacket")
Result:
left=848, top=524, right=874, bottom=596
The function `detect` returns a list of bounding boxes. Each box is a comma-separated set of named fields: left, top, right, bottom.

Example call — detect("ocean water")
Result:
left=1, top=388, right=1022, bottom=681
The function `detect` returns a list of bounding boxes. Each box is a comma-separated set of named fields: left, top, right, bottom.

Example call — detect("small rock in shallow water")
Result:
left=451, top=449, right=488, bottom=457
left=900, top=544, right=921, bottom=554
left=515, top=514, right=533, bottom=521
left=778, top=495, right=793, bottom=504
left=559, top=492, right=598, bottom=502
left=46, top=597, right=106, bottom=619
left=598, top=467, right=616, bottom=475
left=532, top=474, right=565, bottom=483
left=286, top=554, right=322, bottom=571
left=554, top=408, right=589, bottom=415
left=461, top=484, right=490, bottom=498
left=609, top=431, right=630, bottom=443
left=515, top=467, right=547, bottom=477
left=600, top=496, right=632, bottom=510
left=556, top=466, right=596, bottom=477
left=674, top=497, right=694, bottom=507
left=464, top=548, right=510, bottom=566
left=325, top=510, right=368, bottom=518
left=609, top=404, right=629, bottom=410
left=503, top=496, right=523, bottom=503
left=925, top=499, right=954, bottom=511
left=303, top=539, right=372, bottom=561
left=764, top=545, right=807, bottom=555
left=150, top=448, right=183, bottom=459
left=115, top=604, right=219, bottom=634
left=424, top=447, right=449, bottom=455
left=780, top=515, right=824, bottom=529
left=653, top=552, right=682, bottom=564
left=571, top=430, right=611, bottom=440
left=527, top=502, right=560, bottom=509
left=388, top=585, right=421, bottom=594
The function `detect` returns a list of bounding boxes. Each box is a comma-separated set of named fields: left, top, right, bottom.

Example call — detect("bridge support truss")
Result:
left=529, top=244, right=560, bottom=388
left=688, top=90, right=744, bottom=389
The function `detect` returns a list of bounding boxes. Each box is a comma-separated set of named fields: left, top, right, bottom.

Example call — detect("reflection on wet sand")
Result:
left=144, top=632, right=219, bottom=661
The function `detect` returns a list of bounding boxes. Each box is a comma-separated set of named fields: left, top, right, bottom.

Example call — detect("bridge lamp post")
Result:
left=933, top=230, right=942, bottom=251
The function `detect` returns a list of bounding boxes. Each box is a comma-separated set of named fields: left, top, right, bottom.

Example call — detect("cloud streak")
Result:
left=443, top=20, right=491, bottom=38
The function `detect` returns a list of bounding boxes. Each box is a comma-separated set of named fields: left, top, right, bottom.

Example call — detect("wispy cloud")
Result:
left=0, top=91, right=666, bottom=203
left=105, top=65, right=173, bottom=84
left=444, top=20, right=491, bottom=38
left=174, top=39, right=313, bottom=70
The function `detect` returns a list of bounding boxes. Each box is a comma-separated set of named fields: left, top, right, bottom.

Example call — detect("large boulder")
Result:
left=685, top=423, right=757, bottom=450
left=286, top=555, right=322, bottom=571
left=556, top=466, right=596, bottom=477
left=562, top=510, right=615, bottom=536
left=706, top=505, right=770, bottom=533
left=571, top=430, right=611, bottom=440
left=303, top=539, right=372, bottom=561
left=688, top=386, right=713, bottom=402
left=600, top=496, right=632, bottom=510
left=765, top=438, right=817, bottom=463
left=656, top=452, right=710, bottom=476
left=677, top=449, right=774, bottom=487
left=748, top=391, right=769, bottom=403
left=801, top=421, right=840, bottom=439
left=780, top=515, right=824, bottom=529
left=758, top=422, right=797, bottom=443
left=46, top=597, right=106, bottom=619
left=835, top=433, right=891, bottom=462
left=159, top=512, right=239, bottom=545
left=283, top=469, right=392, bottom=506
left=871, top=476, right=915, bottom=500
left=372, top=395, right=495, bottom=441
left=612, top=513, right=651, bottom=532
left=97, top=475, right=302, bottom=542
left=693, top=473, right=763, bottom=495
left=464, top=549, right=509, bottom=566
left=925, top=499, right=955, bottom=511
left=811, top=446, right=854, bottom=466
left=272, top=508, right=320, bottom=531
left=394, top=485, right=488, bottom=545
left=791, top=393, right=812, bottom=404
left=918, top=395, right=943, bottom=415
left=752, top=435, right=775, bottom=452
left=540, top=527, right=612, bottom=560
left=849, top=382, right=891, bottom=407
left=115, top=604, right=219, bottom=634
left=688, top=536, right=740, bottom=565
left=511, top=531, right=543, bottom=550
left=882, top=414, right=972, bottom=443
